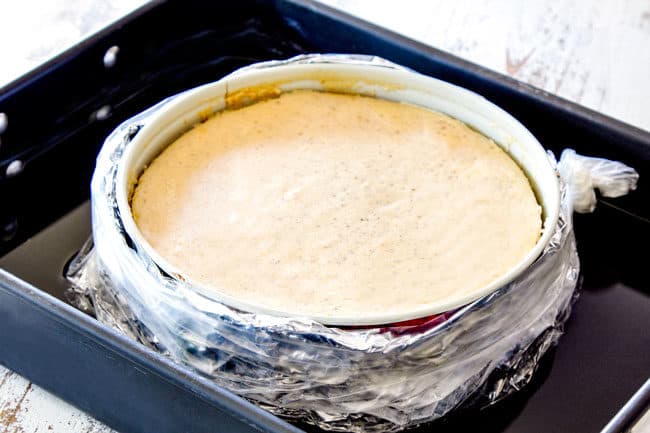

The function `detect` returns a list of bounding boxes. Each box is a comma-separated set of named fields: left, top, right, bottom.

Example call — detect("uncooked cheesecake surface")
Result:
left=131, top=90, right=541, bottom=319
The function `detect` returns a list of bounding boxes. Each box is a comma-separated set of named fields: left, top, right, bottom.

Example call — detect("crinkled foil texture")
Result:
left=67, top=56, right=582, bottom=433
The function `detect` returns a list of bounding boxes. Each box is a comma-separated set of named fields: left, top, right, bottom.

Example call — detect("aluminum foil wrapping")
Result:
left=66, top=56, right=639, bottom=432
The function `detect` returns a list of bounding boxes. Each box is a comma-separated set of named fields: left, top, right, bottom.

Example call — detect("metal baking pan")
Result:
left=0, top=1, right=648, bottom=432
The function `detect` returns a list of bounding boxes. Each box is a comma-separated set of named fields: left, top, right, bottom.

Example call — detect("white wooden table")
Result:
left=1, top=1, right=649, bottom=432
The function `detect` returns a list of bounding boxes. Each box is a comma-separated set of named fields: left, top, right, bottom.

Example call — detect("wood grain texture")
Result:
left=0, top=365, right=114, bottom=433
left=321, top=0, right=650, bottom=131
left=1, top=0, right=649, bottom=432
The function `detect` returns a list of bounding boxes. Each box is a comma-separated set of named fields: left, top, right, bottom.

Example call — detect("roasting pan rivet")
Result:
left=93, top=105, right=112, bottom=121
left=5, top=159, right=23, bottom=177
left=1, top=216, right=17, bottom=242
left=0, top=113, right=7, bottom=134
left=103, top=45, right=120, bottom=68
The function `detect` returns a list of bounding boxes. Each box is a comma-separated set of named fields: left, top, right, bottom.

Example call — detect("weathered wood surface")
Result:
left=1, top=0, right=649, bottom=432
left=0, top=368, right=110, bottom=433
left=322, top=0, right=650, bottom=131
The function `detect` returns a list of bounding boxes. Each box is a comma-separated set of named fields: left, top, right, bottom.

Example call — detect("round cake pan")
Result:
left=114, top=55, right=560, bottom=326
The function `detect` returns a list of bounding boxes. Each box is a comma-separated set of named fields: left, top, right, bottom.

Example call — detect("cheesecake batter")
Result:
left=131, top=90, right=541, bottom=320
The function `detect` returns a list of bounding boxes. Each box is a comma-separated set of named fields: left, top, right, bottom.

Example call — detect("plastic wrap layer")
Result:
left=66, top=56, right=638, bottom=432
